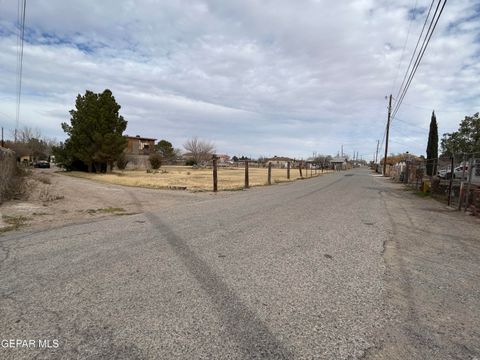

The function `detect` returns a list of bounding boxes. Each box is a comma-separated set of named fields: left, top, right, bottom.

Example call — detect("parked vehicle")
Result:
left=439, top=164, right=469, bottom=180
left=437, top=168, right=450, bottom=179
left=454, top=165, right=469, bottom=180
left=34, top=160, right=50, bottom=168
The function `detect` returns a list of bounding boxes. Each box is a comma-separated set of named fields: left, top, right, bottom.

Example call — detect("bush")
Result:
left=1, top=149, right=27, bottom=204
left=149, top=153, right=162, bottom=169
left=116, top=153, right=129, bottom=170
left=185, top=159, right=197, bottom=166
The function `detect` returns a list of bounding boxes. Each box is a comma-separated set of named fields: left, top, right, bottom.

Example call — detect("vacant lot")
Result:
left=63, top=166, right=330, bottom=191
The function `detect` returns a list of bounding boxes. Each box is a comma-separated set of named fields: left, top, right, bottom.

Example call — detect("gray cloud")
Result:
left=0, top=0, right=479, bottom=159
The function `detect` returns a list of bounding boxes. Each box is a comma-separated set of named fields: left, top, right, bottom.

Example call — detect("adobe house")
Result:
left=125, top=135, right=157, bottom=155
left=266, top=156, right=295, bottom=168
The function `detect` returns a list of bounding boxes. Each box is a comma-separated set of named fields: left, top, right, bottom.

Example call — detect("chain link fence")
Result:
left=389, top=153, right=480, bottom=215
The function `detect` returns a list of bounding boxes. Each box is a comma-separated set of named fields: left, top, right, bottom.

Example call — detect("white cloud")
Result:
left=0, top=0, right=479, bottom=159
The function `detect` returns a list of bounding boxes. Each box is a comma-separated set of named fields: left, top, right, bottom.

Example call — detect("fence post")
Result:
left=458, top=155, right=466, bottom=210
left=299, top=162, right=303, bottom=178
left=405, top=161, right=409, bottom=184
left=464, top=158, right=474, bottom=212
left=268, top=162, right=272, bottom=185
left=244, top=160, right=249, bottom=189
left=212, top=155, right=218, bottom=192
left=287, top=161, right=290, bottom=180
left=447, top=155, right=454, bottom=206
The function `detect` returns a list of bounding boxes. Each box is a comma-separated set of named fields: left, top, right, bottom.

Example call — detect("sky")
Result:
left=0, top=0, right=479, bottom=160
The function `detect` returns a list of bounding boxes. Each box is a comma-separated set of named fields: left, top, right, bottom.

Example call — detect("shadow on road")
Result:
left=142, top=210, right=293, bottom=359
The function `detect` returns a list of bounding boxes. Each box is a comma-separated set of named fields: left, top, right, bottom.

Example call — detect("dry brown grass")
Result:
left=62, top=166, right=331, bottom=191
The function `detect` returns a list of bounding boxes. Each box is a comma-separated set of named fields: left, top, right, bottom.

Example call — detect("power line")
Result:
left=393, top=0, right=435, bottom=107
left=15, top=0, right=27, bottom=142
left=391, top=0, right=448, bottom=120
left=390, top=0, right=419, bottom=95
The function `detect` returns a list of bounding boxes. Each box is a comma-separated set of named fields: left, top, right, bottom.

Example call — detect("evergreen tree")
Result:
left=426, top=110, right=438, bottom=176
left=155, top=140, right=175, bottom=160
left=59, top=89, right=127, bottom=172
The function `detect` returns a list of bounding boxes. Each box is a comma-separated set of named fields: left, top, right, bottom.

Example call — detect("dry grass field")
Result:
left=63, top=166, right=331, bottom=191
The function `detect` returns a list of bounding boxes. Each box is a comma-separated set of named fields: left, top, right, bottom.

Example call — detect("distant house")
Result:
left=125, top=135, right=157, bottom=155
left=123, top=135, right=157, bottom=169
left=217, top=154, right=231, bottom=163
left=330, top=156, right=347, bottom=170
left=266, top=156, right=295, bottom=168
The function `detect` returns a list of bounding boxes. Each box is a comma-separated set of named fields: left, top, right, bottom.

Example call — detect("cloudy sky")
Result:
left=0, top=0, right=479, bottom=160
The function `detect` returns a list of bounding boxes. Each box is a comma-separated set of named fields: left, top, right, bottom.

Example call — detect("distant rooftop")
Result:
left=125, top=135, right=157, bottom=141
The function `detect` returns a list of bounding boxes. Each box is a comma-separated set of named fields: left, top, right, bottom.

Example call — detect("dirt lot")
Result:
left=64, top=165, right=330, bottom=191
left=0, top=167, right=217, bottom=233
left=0, top=166, right=327, bottom=234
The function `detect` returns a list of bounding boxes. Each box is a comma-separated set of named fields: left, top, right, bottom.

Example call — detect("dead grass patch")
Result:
left=63, top=166, right=331, bottom=191
left=1, top=215, right=30, bottom=233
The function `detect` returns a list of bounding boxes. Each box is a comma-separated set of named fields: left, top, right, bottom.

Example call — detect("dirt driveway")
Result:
left=0, top=168, right=219, bottom=233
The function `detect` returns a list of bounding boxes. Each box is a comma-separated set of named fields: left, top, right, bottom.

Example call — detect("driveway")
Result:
left=0, top=168, right=479, bottom=359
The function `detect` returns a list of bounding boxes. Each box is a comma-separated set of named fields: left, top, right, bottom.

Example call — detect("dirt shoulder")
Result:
left=366, top=177, right=480, bottom=359
left=0, top=167, right=217, bottom=234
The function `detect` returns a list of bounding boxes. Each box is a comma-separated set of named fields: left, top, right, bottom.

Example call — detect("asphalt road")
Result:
left=1, top=168, right=479, bottom=359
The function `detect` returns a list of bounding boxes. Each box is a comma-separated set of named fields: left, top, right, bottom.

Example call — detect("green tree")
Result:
left=426, top=110, right=438, bottom=176
left=155, top=140, right=175, bottom=160
left=441, top=112, right=480, bottom=156
left=149, top=153, right=162, bottom=169
left=60, top=89, right=127, bottom=172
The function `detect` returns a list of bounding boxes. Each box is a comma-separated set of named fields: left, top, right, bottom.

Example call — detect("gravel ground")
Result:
left=0, top=168, right=478, bottom=359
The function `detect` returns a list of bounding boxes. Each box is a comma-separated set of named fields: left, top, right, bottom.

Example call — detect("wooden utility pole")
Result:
left=287, top=161, right=290, bottom=179
left=212, top=155, right=218, bottom=192
left=375, top=139, right=379, bottom=164
left=244, top=160, right=249, bottom=188
left=383, top=95, right=392, bottom=176
left=1, top=127, right=4, bottom=147
left=267, top=162, right=272, bottom=185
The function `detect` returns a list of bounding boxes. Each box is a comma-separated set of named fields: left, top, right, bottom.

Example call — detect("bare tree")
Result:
left=183, top=137, right=215, bottom=164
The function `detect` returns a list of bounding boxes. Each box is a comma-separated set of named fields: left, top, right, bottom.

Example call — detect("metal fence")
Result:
left=389, top=153, right=480, bottom=215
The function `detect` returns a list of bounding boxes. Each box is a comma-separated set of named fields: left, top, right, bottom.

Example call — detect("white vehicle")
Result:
left=454, top=165, right=469, bottom=180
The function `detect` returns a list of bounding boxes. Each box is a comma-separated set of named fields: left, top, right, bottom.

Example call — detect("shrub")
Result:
left=185, top=159, right=197, bottom=166
left=149, top=153, right=162, bottom=169
left=116, top=153, right=129, bottom=170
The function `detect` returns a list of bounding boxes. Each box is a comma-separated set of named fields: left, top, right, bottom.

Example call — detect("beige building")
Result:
left=125, top=135, right=156, bottom=155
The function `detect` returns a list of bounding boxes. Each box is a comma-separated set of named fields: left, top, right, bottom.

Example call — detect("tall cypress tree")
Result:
left=426, top=110, right=438, bottom=176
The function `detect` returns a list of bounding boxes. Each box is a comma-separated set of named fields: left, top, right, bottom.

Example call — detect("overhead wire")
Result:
left=390, top=0, right=419, bottom=95
left=393, top=0, right=436, bottom=109
left=391, top=0, right=448, bottom=120
left=15, top=0, right=27, bottom=141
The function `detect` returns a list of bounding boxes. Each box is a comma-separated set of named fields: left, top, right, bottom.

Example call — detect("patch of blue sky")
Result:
left=446, top=4, right=480, bottom=34
left=22, top=29, right=103, bottom=54
left=408, top=6, right=427, bottom=21
left=0, top=21, right=17, bottom=37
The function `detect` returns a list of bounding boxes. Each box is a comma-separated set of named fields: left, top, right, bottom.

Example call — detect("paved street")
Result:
left=1, top=168, right=479, bottom=359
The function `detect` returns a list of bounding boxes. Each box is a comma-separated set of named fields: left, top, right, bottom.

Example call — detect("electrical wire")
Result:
left=390, top=0, right=419, bottom=95
left=15, top=0, right=27, bottom=142
left=392, top=0, right=448, bottom=120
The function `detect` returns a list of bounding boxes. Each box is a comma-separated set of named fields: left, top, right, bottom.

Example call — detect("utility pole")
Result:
left=375, top=139, right=379, bottom=164
left=383, top=94, right=392, bottom=176
left=1, top=127, right=4, bottom=147
left=341, top=145, right=343, bottom=157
